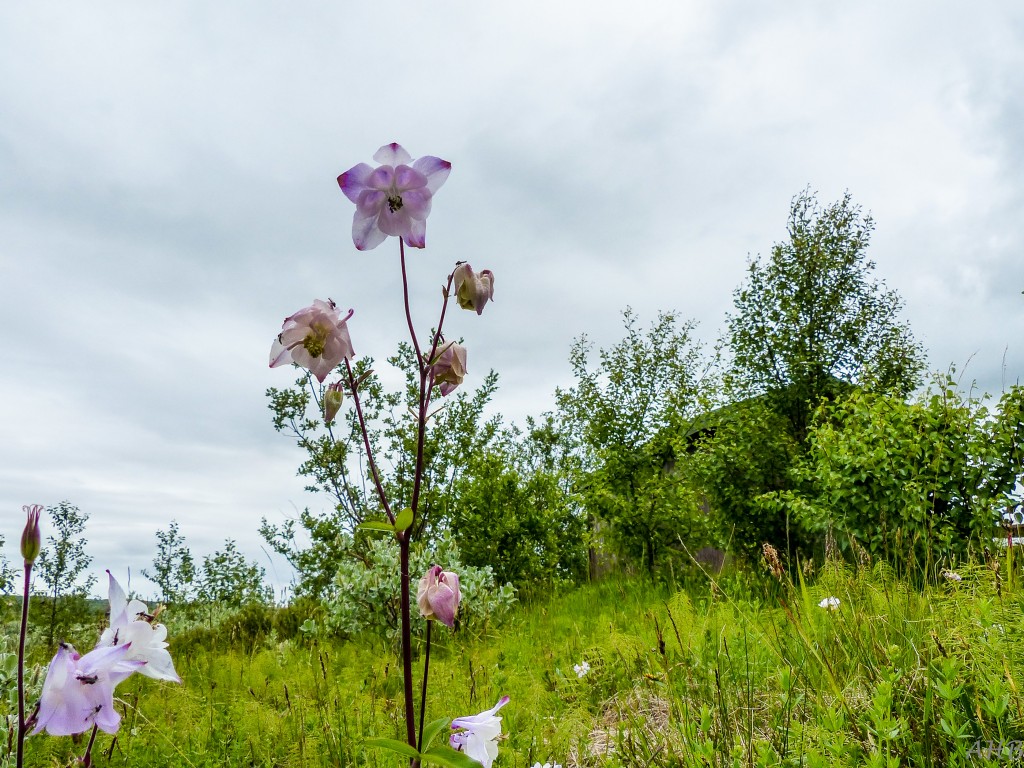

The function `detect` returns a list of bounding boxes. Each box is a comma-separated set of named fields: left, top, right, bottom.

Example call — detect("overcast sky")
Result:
left=2, top=2, right=1022, bottom=598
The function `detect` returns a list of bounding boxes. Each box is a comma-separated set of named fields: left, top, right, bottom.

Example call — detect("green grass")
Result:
left=12, top=558, right=1024, bottom=767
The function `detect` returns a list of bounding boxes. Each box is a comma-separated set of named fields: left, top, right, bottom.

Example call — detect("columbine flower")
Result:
left=97, top=571, right=180, bottom=683
left=323, top=380, right=345, bottom=423
left=32, top=643, right=143, bottom=736
left=270, top=299, right=355, bottom=383
left=417, top=565, right=461, bottom=628
left=942, top=569, right=963, bottom=582
left=818, top=596, right=840, bottom=611
left=429, top=341, right=467, bottom=396
left=531, top=763, right=563, bottom=768
left=338, top=143, right=451, bottom=250
left=21, top=503, right=42, bottom=564
left=452, top=263, right=495, bottom=315
left=450, top=696, right=510, bottom=768
left=573, top=661, right=591, bottom=678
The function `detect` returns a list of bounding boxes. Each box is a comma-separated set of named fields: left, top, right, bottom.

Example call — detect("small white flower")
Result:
left=942, top=570, right=963, bottom=582
left=531, top=763, right=563, bottom=768
left=573, top=661, right=591, bottom=678
left=818, top=596, right=840, bottom=611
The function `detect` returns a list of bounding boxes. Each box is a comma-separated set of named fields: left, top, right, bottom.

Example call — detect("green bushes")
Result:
left=325, top=535, right=515, bottom=643
left=768, top=381, right=1024, bottom=575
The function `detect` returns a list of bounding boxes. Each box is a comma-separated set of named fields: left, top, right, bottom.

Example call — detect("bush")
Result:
left=324, top=535, right=515, bottom=643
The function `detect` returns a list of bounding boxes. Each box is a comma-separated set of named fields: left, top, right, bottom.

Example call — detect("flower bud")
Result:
left=430, top=341, right=467, bottom=396
left=452, top=263, right=494, bottom=316
left=417, top=565, right=461, bottom=627
left=323, top=380, right=344, bottom=423
left=21, top=504, right=43, bottom=564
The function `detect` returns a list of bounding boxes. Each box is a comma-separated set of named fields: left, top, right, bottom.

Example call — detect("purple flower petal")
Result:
left=373, top=143, right=412, bottom=166
left=404, top=217, right=427, bottom=248
left=353, top=213, right=388, bottom=251
left=337, top=163, right=374, bottom=203
left=394, top=165, right=428, bottom=191
left=413, top=155, right=452, bottom=193
left=401, top=188, right=433, bottom=220
left=367, top=165, right=395, bottom=191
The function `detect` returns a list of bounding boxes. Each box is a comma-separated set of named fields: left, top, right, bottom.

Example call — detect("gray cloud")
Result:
left=2, top=1, right=1023, bottom=595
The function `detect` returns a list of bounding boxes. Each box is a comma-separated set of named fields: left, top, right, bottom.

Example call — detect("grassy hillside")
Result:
left=12, top=559, right=1024, bottom=767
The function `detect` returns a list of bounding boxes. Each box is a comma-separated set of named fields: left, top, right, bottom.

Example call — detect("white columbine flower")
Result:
left=818, top=596, right=840, bottom=611
left=97, top=571, right=181, bottom=682
left=573, top=661, right=591, bottom=678
left=450, top=695, right=510, bottom=768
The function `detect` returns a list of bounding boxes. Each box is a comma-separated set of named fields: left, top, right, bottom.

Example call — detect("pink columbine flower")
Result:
left=429, top=341, right=467, bottom=397
left=337, top=143, right=451, bottom=250
left=452, top=263, right=495, bottom=316
left=417, top=565, right=461, bottom=628
left=96, top=571, right=180, bottom=683
left=270, top=299, right=355, bottom=384
left=32, top=643, right=143, bottom=736
left=450, top=696, right=510, bottom=768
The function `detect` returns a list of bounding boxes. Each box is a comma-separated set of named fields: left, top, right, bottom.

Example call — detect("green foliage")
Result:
left=691, top=398, right=804, bottom=560
left=195, top=539, right=272, bottom=610
left=557, top=308, right=714, bottom=577
left=773, top=379, right=1024, bottom=574
left=325, top=535, right=515, bottom=643
left=699, top=190, right=926, bottom=563
left=141, top=520, right=195, bottom=606
left=23, top=565, right=1024, bottom=768
left=0, top=534, right=13, bottom=597
left=262, top=345, right=502, bottom=598
left=452, top=420, right=589, bottom=596
left=726, top=189, right=924, bottom=442
left=35, top=501, right=95, bottom=648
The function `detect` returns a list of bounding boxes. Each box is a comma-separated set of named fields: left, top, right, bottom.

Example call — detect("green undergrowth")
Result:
left=15, top=559, right=1024, bottom=767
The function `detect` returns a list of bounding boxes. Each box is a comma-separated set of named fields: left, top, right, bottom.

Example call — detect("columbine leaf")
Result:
left=420, top=717, right=451, bottom=751
left=358, top=520, right=395, bottom=533
left=421, top=745, right=482, bottom=768
left=364, top=737, right=421, bottom=760
left=394, top=508, right=414, bottom=532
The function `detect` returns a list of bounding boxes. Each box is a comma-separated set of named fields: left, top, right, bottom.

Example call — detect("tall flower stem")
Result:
left=344, top=358, right=395, bottom=524
left=16, top=562, right=31, bottom=768
left=396, top=237, right=421, bottom=752
left=394, top=241, right=455, bottom=759
left=399, top=533, right=416, bottom=751
left=417, top=620, right=433, bottom=752
left=80, top=724, right=99, bottom=768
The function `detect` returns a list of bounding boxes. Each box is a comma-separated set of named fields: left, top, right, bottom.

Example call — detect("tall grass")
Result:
left=11, top=557, right=1024, bottom=767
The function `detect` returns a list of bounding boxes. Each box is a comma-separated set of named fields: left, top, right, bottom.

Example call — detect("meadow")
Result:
left=11, top=556, right=1024, bottom=768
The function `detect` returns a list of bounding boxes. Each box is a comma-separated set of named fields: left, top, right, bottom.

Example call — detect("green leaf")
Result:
left=394, top=508, right=414, bottom=533
left=358, top=520, right=395, bottom=533
left=421, top=745, right=482, bottom=768
left=364, top=737, right=421, bottom=760
left=420, top=717, right=451, bottom=751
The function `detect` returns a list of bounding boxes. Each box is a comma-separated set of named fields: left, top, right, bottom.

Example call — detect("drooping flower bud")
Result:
left=452, top=263, right=494, bottom=315
left=417, top=564, right=461, bottom=627
left=21, top=504, right=42, bottom=564
left=323, top=380, right=345, bottom=423
left=430, top=341, right=467, bottom=396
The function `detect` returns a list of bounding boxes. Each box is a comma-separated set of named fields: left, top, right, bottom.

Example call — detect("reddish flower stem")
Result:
left=417, top=620, right=433, bottom=753
left=16, top=562, right=31, bottom=768
left=344, top=358, right=395, bottom=524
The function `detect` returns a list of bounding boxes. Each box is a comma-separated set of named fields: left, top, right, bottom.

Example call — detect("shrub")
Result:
left=324, top=535, right=515, bottom=643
